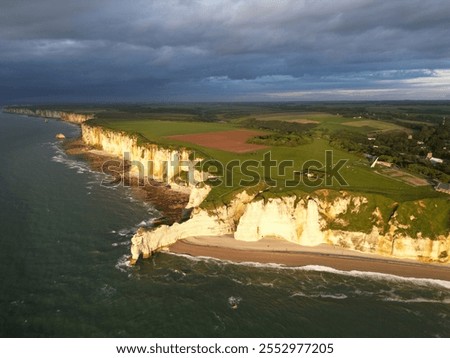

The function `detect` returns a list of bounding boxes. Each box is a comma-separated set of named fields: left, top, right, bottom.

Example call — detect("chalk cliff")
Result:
left=81, top=124, right=196, bottom=183
left=4, top=107, right=93, bottom=123
left=130, top=190, right=255, bottom=263
left=131, top=191, right=450, bottom=264
left=233, top=194, right=450, bottom=261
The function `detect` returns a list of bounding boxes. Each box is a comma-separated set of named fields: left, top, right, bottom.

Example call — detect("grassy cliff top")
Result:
left=85, top=105, right=446, bottom=205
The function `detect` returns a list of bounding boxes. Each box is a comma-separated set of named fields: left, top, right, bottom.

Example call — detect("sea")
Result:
left=0, top=111, right=449, bottom=338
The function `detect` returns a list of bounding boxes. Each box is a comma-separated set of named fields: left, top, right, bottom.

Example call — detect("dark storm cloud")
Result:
left=1, top=0, right=450, bottom=102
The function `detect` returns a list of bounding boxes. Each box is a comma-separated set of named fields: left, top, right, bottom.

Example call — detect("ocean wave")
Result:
left=50, top=142, right=96, bottom=175
left=260, top=282, right=275, bottom=288
left=99, top=284, right=117, bottom=298
left=113, top=217, right=160, bottom=238
left=291, top=292, right=348, bottom=300
left=382, top=297, right=450, bottom=304
left=112, top=241, right=130, bottom=247
left=117, top=228, right=134, bottom=237
left=115, top=254, right=132, bottom=273
left=296, top=265, right=450, bottom=290
left=167, top=252, right=450, bottom=290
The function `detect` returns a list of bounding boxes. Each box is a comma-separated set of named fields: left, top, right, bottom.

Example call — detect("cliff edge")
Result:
left=4, top=107, right=93, bottom=124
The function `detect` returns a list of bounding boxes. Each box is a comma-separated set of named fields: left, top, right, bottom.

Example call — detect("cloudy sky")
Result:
left=1, top=0, right=450, bottom=103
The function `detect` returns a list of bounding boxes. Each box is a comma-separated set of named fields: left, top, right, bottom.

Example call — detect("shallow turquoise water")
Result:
left=0, top=112, right=449, bottom=338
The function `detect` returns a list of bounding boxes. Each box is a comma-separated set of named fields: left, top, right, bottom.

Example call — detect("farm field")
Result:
left=167, top=129, right=268, bottom=153
left=341, top=119, right=411, bottom=133
left=249, top=111, right=335, bottom=123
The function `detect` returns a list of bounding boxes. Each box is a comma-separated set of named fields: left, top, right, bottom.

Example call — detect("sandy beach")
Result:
left=170, top=236, right=450, bottom=281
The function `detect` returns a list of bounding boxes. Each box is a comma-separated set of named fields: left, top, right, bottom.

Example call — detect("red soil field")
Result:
left=167, top=130, right=268, bottom=153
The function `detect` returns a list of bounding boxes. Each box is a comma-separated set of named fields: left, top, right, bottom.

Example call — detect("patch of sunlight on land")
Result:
left=251, top=112, right=342, bottom=123
left=342, top=119, right=411, bottom=133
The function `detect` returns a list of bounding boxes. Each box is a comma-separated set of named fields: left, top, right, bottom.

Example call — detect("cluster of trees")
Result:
left=240, top=118, right=317, bottom=147
left=240, top=118, right=317, bottom=134
left=407, top=163, right=450, bottom=183
left=248, top=134, right=312, bottom=147
left=330, top=121, right=450, bottom=183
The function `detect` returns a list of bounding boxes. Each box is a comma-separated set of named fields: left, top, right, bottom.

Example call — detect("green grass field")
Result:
left=247, top=111, right=339, bottom=122
left=341, top=119, right=411, bottom=133
left=100, top=119, right=237, bottom=143
left=92, top=116, right=442, bottom=202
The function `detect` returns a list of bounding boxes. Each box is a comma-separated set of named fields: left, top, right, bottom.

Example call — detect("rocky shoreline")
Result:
left=63, top=138, right=189, bottom=225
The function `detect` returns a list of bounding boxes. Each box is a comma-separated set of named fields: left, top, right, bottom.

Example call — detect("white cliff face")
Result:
left=235, top=197, right=325, bottom=246
left=82, top=124, right=194, bottom=183
left=131, top=209, right=231, bottom=262
left=130, top=189, right=257, bottom=262
left=4, top=107, right=93, bottom=123
left=299, top=199, right=325, bottom=246
left=186, top=185, right=211, bottom=209
left=235, top=197, right=300, bottom=243
left=131, top=188, right=450, bottom=264
left=233, top=194, right=449, bottom=263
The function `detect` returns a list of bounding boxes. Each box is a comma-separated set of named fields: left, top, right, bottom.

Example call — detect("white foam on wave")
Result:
left=382, top=297, right=450, bottom=304
left=100, top=283, right=117, bottom=298
left=291, top=292, right=348, bottom=300
left=320, top=293, right=348, bottom=300
left=167, top=252, right=450, bottom=290
left=296, top=265, right=450, bottom=290
left=260, top=282, right=275, bottom=288
left=171, top=269, right=187, bottom=277
left=112, top=241, right=130, bottom=247
left=113, top=216, right=159, bottom=239
left=50, top=142, right=95, bottom=175
left=117, top=228, right=133, bottom=237
left=115, top=254, right=131, bottom=273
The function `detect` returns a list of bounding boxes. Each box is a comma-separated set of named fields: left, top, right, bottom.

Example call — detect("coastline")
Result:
left=63, top=138, right=190, bottom=224
left=5, top=108, right=450, bottom=282
left=170, top=236, right=450, bottom=281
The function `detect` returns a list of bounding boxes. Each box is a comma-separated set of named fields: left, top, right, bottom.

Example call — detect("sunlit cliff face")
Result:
left=81, top=124, right=192, bottom=182
left=4, top=108, right=92, bottom=123
left=131, top=191, right=450, bottom=264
